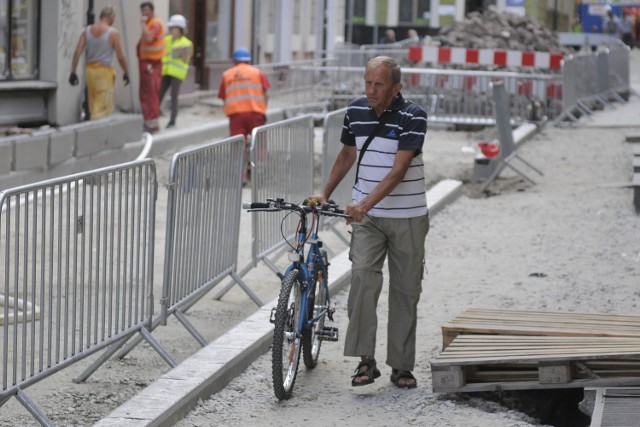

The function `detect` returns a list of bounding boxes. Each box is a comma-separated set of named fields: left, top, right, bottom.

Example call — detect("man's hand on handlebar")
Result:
left=306, top=194, right=328, bottom=206
left=344, top=202, right=368, bottom=225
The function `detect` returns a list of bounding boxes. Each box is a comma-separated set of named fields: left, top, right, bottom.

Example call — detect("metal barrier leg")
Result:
left=213, top=264, right=262, bottom=306
left=502, top=160, right=537, bottom=185
left=75, top=329, right=176, bottom=384
left=478, top=156, right=538, bottom=193
left=138, top=328, right=178, bottom=368
left=115, top=316, right=163, bottom=360
left=74, top=335, right=132, bottom=383
left=174, top=310, right=208, bottom=346
left=16, top=389, right=55, bottom=427
left=513, top=154, right=544, bottom=177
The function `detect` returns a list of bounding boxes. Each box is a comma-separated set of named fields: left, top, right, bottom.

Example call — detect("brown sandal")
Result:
left=390, top=369, right=417, bottom=389
left=351, top=359, right=381, bottom=387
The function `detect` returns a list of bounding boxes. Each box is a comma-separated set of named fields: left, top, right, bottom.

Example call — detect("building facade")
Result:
left=0, top=0, right=577, bottom=129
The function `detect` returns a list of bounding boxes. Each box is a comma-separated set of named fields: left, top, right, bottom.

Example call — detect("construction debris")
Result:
left=433, top=7, right=573, bottom=55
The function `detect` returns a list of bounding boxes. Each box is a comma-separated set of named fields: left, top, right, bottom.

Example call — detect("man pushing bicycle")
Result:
left=310, top=56, right=429, bottom=389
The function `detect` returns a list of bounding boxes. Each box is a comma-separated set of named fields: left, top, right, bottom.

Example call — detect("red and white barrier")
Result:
left=408, top=46, right=564, bottom=70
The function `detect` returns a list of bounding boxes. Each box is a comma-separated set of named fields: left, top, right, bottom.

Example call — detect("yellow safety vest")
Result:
left=162, top=35, right=193, bottom=81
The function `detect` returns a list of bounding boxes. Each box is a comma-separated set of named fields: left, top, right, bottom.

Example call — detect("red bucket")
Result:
left=478, top=141, right=500, bottom=158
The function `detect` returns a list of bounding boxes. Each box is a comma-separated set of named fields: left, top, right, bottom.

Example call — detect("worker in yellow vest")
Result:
left=160, top=14, right=193, bottom=129
left=137, top=2, right=165, bottom=133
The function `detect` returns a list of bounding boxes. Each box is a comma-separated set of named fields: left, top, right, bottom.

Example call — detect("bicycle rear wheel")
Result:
left=272, top=270, right=303, bottom=400
left=302, top=250, right=329, bottom=368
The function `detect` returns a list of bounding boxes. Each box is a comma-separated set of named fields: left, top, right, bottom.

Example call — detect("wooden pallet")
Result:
left=432, top=308, right=640, bottom=393
left=441, top=307, right=640, bottom=349
left=590, top=387, right=640, bottom=427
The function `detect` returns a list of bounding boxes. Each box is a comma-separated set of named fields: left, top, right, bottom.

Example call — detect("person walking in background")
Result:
left=310, top=56, right=429, bottom=389
left=137, top=2, right=165, bottom=133
left=379, top=29, right=396, bottom=44
left=69, top=5, right=129, bottom=120
left=159, top=14, right=193, bottom=129
left=218, top=47, right=270, bottom=185
left=619, top=10, right=635, bottom=48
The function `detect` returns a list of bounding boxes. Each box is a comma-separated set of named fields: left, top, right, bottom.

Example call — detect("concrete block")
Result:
left=431, top=365, right=465, bottom=390
left=49, top=127, right=76, bottom=165
left=428, top=179, right=463, bottom=216
left=110, top=114, right=143, bottom=145
left=538, top=361, right=572, bottom=384
left=14, top=132, right=49, bottom=171
left=0, top=139, right=14, bottom=174
left=74, top=122, right=110, bottom=157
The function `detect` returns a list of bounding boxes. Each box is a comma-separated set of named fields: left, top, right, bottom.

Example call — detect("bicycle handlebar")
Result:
left=243, top=198, right=349, bottom=218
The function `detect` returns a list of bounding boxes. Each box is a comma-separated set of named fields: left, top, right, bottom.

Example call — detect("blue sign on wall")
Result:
left=507, top=0, right=525, bottom=6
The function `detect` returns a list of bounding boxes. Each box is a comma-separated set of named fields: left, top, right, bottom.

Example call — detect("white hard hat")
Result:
left=167, top=14, right=187, bottom=29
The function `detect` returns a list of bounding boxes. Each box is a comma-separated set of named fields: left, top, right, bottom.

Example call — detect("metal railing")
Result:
left=319, top=107, right=352, bottom=246
left=246, top=115, right=315, bottom=275
left=115, top=135, right=259, bottom=361
left=0, top=160, right=174, bottom=426
left=161, top=135, right=259, bottom=318
left=554, top=41, right=638, bottom=125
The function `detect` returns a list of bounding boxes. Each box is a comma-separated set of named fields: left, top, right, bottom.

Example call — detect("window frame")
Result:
left=0, top=0, right=41, bottom=81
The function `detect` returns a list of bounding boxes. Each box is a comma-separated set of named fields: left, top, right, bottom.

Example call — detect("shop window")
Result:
left=399, top=0, right=430, bottom=25
left=0, top=0, right=39, bottom=80
left=352, top=0, right=366, bottom=24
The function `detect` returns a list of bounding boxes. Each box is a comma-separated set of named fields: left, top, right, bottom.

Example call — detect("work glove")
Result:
left=69, top=72, right=79, bottom=86
left=123, top=73, right=130, bottom=86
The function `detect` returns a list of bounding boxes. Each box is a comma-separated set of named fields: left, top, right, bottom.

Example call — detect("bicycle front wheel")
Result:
left=272, top=270, right=303, bottom=400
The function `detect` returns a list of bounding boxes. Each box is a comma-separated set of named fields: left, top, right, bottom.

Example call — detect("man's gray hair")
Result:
left=366, top=56, right=401, bottom=85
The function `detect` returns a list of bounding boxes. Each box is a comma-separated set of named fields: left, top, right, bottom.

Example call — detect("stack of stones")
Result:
left=433, top=7, right=573, bottom=55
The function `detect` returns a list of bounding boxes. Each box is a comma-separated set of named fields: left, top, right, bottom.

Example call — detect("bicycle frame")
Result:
left=283, top=209, right=330, bottom=333
left=244, top=198, right=345, bottom=400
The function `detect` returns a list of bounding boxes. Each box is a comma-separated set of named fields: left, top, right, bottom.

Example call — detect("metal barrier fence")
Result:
left=402, top=67, right=561, bottom=125
left=0, top=160, right=173, bottom=426
left=258, top=59, right=338, bottom=116
left=245, top=115, right=315, bottom=275
left=320, top=107, right=352, bottom=246
left=321, top=107, right=351, bottom=208
left=554, top=41, right=638, bottom=125
left=115, top=136, right=259, bottom=361
left=314, top=65, right=562, bottom=125
left=161, top=135, right=260, bottom=319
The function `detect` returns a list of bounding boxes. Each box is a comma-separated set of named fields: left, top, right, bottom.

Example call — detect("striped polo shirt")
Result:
left=341, top=93, right=429, bottom=218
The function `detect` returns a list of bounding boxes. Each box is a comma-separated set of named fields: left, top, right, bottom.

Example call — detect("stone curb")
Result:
left=94, top=180, right=463, bottom=427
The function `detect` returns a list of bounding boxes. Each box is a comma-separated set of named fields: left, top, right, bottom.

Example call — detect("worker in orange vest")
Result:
left=137, top=2, right=165, bottom=133
left=218, top=47, right=271, bottom=185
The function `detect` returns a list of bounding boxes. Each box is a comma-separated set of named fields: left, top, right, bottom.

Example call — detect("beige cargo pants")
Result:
left=344, top=213, right=429, bottom=371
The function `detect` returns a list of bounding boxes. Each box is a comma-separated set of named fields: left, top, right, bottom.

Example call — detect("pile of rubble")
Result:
left=434, top=7, right=573, bottom=54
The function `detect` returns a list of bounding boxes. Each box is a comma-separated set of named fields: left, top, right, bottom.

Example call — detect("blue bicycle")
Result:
left=243, top=198, right=347, bottom=400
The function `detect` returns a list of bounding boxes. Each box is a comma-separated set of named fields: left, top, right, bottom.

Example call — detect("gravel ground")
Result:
left=2, top=51, right=639, bottom=426
left=171, top=122, right=640, bottom=427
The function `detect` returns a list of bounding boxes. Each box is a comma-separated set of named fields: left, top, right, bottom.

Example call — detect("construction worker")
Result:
left=137, top=2, right=165, bottom=133
left=159, top=14, right=193, bottom=129
left=69, top=5, right=130, bottom=120
left=218, top=47, right=270, bottom=185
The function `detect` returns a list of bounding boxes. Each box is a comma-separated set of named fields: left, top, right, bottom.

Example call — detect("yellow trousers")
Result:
left=85, top=63, right=116, bottom=120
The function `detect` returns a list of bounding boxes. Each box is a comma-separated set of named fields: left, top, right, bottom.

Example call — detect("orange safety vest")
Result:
left=221, top=63, right=267, bottom=116
left=138, top=16, right=166, bottom=60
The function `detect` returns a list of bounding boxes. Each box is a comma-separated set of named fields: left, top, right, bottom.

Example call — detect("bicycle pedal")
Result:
left=317, top=326, right=339, bottom=342
left=269, top=307, right=277, bottom=324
